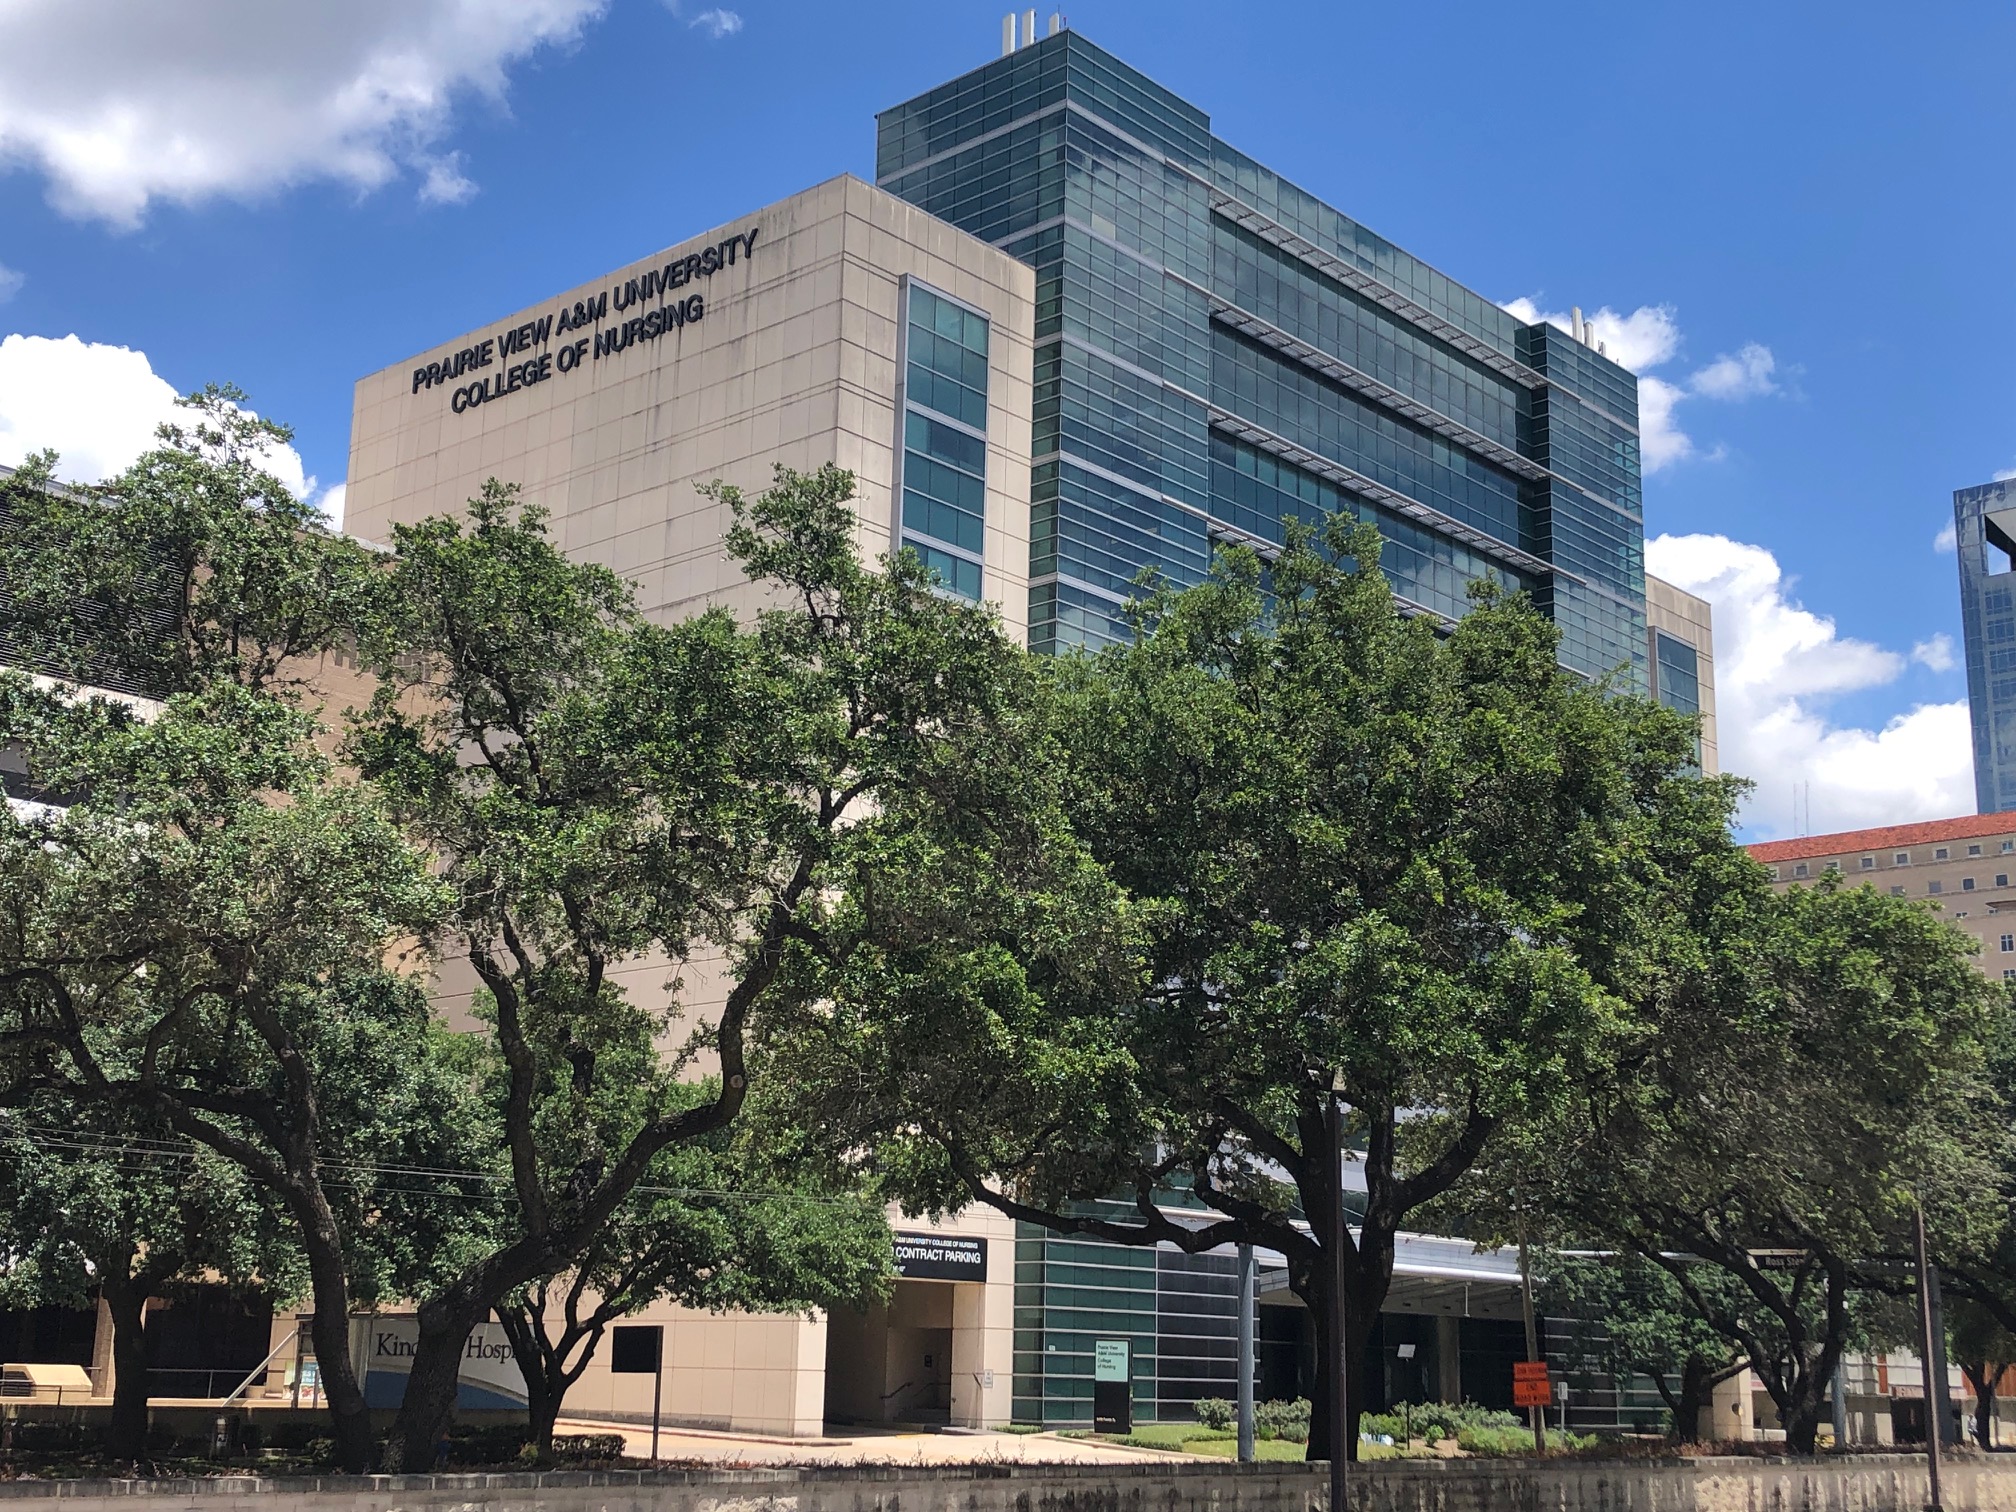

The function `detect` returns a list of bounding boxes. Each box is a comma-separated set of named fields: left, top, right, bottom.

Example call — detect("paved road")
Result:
left=556, top=1418, right=1210, bottom=1467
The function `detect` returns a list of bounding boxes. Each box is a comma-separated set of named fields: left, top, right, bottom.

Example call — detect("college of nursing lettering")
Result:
left=411, top=228, right=761, bottom=415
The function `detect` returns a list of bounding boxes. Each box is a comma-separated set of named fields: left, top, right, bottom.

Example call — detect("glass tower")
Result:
left=877, top=27, right=1649, bottom=687
left=879, top=27, right=1654, bottom=1426
left=1955, top=479, right=2016, bottom=813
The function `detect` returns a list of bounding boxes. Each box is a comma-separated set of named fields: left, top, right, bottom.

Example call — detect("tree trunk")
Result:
left=1671, top=1357, right=1715, bottom=1444
left=496, top=1301, right=562, bottom=1464
left=1962, top=1362, right=2002, bottom=1449
left=100, top=1278, right=151, bottom=1461
left=1775, top=1352, right=1834, bottom=1455
left=295, top=1215, right=375, bottom=1474
left=387, top=1290, right=490, bottom=1472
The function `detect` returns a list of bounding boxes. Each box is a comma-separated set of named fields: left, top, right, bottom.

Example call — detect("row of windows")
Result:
left=1526, top=390, right=1644, bottom=520
left=1654, top=631, right=1701, bottom=716
left=899, top=285, right=991, bottom=602
left=1520, top=321, right=1641, bottom=428
left=1213, top=220, right=1525, bottom=449
left=1213, top=326, right=1532, bottom=551
left=1207, top=434, right=1532, bottom=624
left=1039, top=340, right=1211, bottom=506
left=1775, top=839, right=2016, bottom=879
left=1209, top=138, right=1526, bottom=366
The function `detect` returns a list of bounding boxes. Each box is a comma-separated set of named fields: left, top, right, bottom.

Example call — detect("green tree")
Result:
left=1541, top=1253, right=1747, bottom=1443
left=495, top=1093, right=891, bottom=1460
left=0, top=1102, right=294, bottom=1459
left=0, top=395, right=482, bottom=1472
left=1946, top=1295, right=2016, bottom=1447
left=773, top=515, right=1729, bottom=1461
left=349, top=465, right=1034, bottom=1470
left=1522, top=877, right=1999, bottom=1454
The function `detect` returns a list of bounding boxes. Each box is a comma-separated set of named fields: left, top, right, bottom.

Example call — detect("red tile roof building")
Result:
left=1746, top=812, right=2016, bottom=983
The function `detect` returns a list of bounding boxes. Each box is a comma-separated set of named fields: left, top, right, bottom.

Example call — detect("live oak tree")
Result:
left=348, top=465, right=1034, bottom=1470
left=495, top=1090, right=891, bottom=1460
left=1946, top=1296, right=2016, bottom=1447
left=0, top=396, right=487, bottom=1473
left=0, top=1103, right=294, bottom=1460
left=1540, top=1253, right=1747, bottom=1443
left=774, top=515, right=1730, bottom=1462
left=1517, top=876, right=2001, bottom=1454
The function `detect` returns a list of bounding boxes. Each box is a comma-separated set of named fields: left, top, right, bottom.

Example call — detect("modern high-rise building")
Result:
left=0, top=23, right=1711, bottom=1444
left=877, top=23, right=1651, bottom=689
left=1954, top=479, right=2016, bottom=813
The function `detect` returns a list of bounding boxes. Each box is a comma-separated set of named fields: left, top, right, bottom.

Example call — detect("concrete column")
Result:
left=89, top=1297, right=115, bottom=1398
left=1435, top=1315, right=1462, bottom=1405
left=1709, top=1368, right=1754, bottom=1443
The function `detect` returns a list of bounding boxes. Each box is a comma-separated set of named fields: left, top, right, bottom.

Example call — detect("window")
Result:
left=1936, top=847, right=1951, bottom=860
left=2003, top=840, right=2014, bottom=853
left=1929, top=880, right=1944, bottom=894
left=1970, top=844, right=1984, bottom=857
left=898, top=281, right=990, bottom=601
left=2000, top=875, right=2010, bottom=888
left=1793, top=862, right=1809, bottom=879
left=1965, top=877, right=1978, bottom=891
left=1891, top=886, right=1907, bottom=896
left=1860, top=856, right=1875, bottom=870
left=2000, top=934, right=2012, bottom=952
left=1653, top=632, right=1701, bottom=717
left=2004, top=969, right=2015, bottom=981
left=1896, top=852, right=1912, bottom=865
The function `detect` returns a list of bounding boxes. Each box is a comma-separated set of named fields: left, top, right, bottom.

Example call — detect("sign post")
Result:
left=611, top=1325, right=665, bottom=1463
left=1093, top=1340, right=1131, bottom=1434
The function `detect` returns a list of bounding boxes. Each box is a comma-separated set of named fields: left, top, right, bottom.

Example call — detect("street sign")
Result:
left=1092, top=1340, right=1131, bottom=1434
left=1512, top=1359, right=1552, bottom=1407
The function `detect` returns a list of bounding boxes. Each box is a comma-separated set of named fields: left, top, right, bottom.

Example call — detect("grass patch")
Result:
left=1184, top=1438, right=1316, bottom=1462
left=997, top=1424, right=1049, bottom=1435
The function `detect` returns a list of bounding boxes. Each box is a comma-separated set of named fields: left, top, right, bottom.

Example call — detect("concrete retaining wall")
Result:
left=0, top=1455, right=2008, bottom=1512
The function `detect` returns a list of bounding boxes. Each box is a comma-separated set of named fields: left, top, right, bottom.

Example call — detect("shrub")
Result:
left=1194, top=1397, right=1235, bottom=1430
left=1254, top=1397, right=1311, bottom=1442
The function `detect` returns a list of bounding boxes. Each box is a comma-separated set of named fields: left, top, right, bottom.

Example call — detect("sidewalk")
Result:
left=555, top=1419, right=1212, bottom=1466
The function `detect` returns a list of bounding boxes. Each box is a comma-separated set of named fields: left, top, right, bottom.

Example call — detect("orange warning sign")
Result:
left=1512, top=1360, right=1552, bottom=1406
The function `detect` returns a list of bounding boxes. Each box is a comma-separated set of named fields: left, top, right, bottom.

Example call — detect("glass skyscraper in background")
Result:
left=878, top=25, right=1651, bottom=688
left=1955, top=479, right=2016, bottom=813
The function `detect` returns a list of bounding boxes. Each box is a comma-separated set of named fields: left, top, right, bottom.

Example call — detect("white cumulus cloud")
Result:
left=1935, top=520, right=1958, bottom=553
left=1912, top=633, right=1957, bottom=673
left=689, top=8, right=743, bottom=37
left=0, top=333, right=325, bottom=509
left=1501, top=298, right=1780, bottom=473
left=1648, top=531, right=1973, bottom=836
left=1689, top=341, right=1778, bottom=401
left=0, top=0, right=609, bottom=227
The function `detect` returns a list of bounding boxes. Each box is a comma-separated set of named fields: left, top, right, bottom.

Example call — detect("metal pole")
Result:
left=1517, top=1220, right=1546, bottom=1455
left=650, top=1349, right=663, bottom=1464
left=1927, top=1262, right=1957, bottom=1447
left=1328, top=1083, right=1350, bottom=1512
left=1915, top=1201, right=1945, bottom=1512
left=1237, top=1242, right=1256, bottom=1463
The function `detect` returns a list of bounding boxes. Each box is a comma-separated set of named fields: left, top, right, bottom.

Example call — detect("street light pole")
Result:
left=1237, top=1242, right=1256, bottom=1463
left=1914, top=1199, right=1945, bottom=1512
left=1327, top=1074, right=1350, bottom=1512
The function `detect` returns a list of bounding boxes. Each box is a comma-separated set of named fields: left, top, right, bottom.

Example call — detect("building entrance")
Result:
left=824, top=1279, right=958, bottom=1426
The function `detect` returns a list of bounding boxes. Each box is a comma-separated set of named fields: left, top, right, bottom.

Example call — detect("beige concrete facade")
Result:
left=346, top=173, right=1035, bottom=640
left=1646, top=574, right=1719, bottom=775
left=338, top=174, right=1033, bottom=1438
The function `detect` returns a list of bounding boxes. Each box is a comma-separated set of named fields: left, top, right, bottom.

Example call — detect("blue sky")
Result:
left=0, top=0, right=2009, bottom=838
